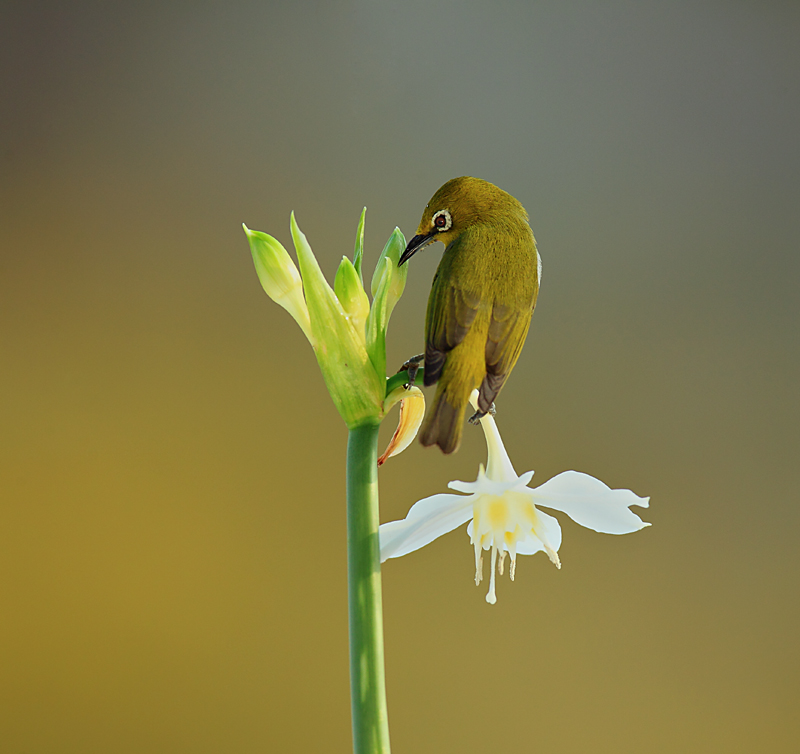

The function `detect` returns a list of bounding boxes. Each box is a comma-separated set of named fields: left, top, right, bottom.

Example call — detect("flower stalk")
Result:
left=347, top=423, right=391, bottom=754
left=245, top=212, right=416, bottom=753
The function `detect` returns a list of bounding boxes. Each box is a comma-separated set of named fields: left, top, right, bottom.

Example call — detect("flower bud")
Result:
left=244, top=225, right=312, bottom=343
left=370, top=227, right=408, bottom=309
left=289, top=213, right=384, bottom=427
left=366, top=228, right=408, bottom=379
left=245, top=212, right=409, bottom=430
left=334, top=256, right=370, bottom=343
left=378, top=385, right=425, bottom=465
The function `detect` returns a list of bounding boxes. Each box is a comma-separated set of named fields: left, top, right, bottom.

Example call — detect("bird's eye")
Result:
left=432, top=209, right=452, bottom=231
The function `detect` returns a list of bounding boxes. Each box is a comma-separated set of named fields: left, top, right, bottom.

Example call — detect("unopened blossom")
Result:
left=244, top=211, right=412, bottom=430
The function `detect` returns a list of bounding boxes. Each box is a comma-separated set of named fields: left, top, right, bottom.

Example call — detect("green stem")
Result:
left=384, top=366, right=425, bottom=397
left=347, top=423, right=391, bottom=754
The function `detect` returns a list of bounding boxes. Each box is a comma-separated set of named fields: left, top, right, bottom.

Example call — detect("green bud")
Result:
left=244, top=224, right=313, bottom=342
left=352, top=207, right=366, bottom=282
left=289, top=213, right=384, bottom=427
left=370, top=227, right=408, bottom=316
left=365, top=257, right=391, bottom=380
left=334, top=256, right=370, bottom=343
left=365, top=227, right=407, bottom=381
left=246, top=212, right=408, bottom=429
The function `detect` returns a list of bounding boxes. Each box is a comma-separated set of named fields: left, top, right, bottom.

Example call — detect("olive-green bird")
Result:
left=399, top=176, right=540, bottom=454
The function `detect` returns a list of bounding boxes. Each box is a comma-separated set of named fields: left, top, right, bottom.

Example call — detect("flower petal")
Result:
left=447, top=465, right=533, bottom=496
left=532, top=470, right=650, bottom=534
left=512, top=536, right=545, bottom=556
left=515, top=505, right=562, bottom=563
left=468, top=390, right=518, bottom=483
left=380, top=493, right=474, bottom=562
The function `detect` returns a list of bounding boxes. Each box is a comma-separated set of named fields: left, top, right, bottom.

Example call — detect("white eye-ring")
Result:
left=432, top=209, right=452, bottom=232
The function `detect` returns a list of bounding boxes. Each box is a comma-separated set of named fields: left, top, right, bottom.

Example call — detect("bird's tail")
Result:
left=419, top=387, right=468, bottom=454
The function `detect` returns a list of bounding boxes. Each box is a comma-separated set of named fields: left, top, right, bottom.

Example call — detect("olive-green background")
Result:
left=2, top=2, right=798, bottom=752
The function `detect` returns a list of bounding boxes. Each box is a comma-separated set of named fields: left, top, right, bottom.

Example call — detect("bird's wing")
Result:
left=466, top=300, right=530, bottom=413
left=423, top=263, right=481, bottom=386
left=484, top=300, right=533, bottom=379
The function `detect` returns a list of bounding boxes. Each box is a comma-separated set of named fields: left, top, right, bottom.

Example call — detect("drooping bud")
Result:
left=378, top=385, right=426, bottom=465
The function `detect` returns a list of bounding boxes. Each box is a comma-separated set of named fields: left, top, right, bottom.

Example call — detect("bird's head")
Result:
left=398, top=176, right=528, bottom=265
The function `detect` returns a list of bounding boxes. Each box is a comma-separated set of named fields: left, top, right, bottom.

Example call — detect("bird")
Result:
left=398, top=176, right=540, bottom=454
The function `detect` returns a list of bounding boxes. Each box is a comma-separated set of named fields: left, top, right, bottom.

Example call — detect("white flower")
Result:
left=380, top=391, right=650, bottom=604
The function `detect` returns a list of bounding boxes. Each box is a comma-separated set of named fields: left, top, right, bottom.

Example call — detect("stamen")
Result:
left=474, top=549, right=483, bottom=585
left=486, top=546, right=498, bottom=604
left=498, top=551, right=506, bottom=576
left=510, top=556, right=517, bottom=581
left=545, top=545, right=562, bottom=569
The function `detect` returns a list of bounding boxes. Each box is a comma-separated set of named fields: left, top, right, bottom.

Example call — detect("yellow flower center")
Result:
left=471, top=491, right=560, bottom=604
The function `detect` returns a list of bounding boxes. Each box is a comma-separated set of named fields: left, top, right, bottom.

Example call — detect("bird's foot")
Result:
left=468, top=402, right=496, bottom=424
left=398, top=354, right=424, bottom=389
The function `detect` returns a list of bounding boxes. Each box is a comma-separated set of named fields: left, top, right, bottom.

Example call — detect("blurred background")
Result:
left=1, top=1, right=798, bottom=752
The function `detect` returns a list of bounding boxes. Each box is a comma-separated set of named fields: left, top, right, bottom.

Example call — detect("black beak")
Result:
left=398, top=231, right=437, bottom=266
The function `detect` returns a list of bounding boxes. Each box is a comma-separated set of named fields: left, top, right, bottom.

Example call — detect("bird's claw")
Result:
left=468, top=402, right=496, bottom=424
left=399, top=354, right=424, bottom=389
